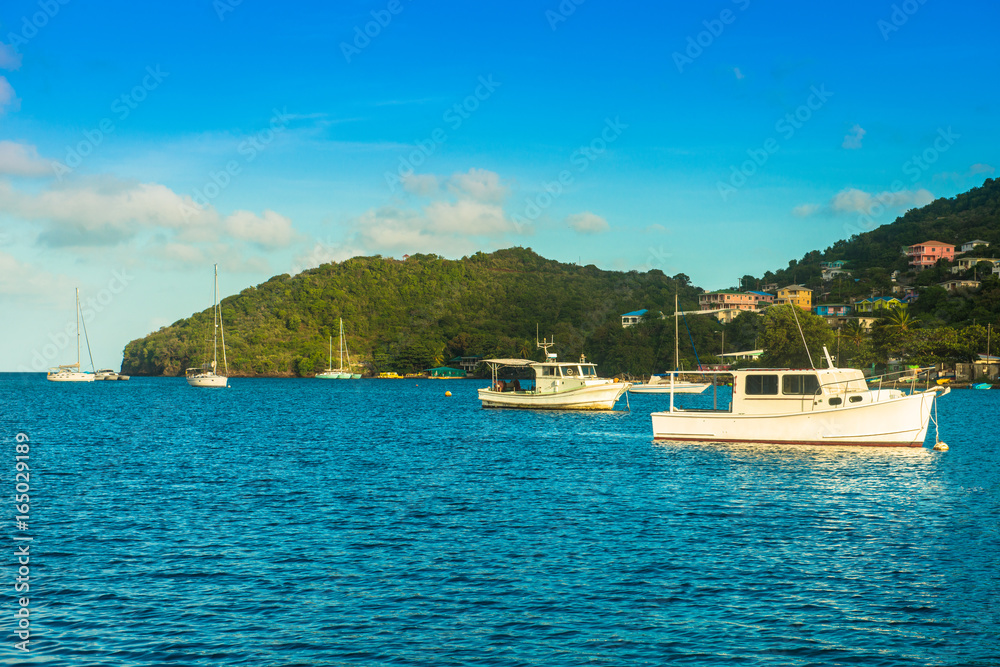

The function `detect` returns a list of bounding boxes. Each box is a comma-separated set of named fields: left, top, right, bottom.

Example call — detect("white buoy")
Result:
left=933, top=442, right=949, bottom=451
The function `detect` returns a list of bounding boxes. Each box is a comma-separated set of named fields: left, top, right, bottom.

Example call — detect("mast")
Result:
left=340, top=318, right=344, bottom=370
left=674, top=293, right=679, bottom=372
left=76, top=287, right=81, bottom=368
left=212, top=264, right=218, bottom=372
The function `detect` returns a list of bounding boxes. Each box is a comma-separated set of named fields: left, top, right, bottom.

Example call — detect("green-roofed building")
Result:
left=425, top=366, right=466, bottom=378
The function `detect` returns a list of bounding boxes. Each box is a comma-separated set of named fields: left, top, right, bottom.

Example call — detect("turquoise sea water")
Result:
left=2, top=374, right=999, bottom=665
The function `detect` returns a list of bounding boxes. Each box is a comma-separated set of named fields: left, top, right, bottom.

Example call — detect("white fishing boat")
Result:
left=478, top=335, right=630, bottom=410
left=316, top=319, right=361, bottom=379
left=186, top=264, right=229, bottom=388
left=47, top=288, right=95, bottom=383
left=650, top=348, right=949, bottom=447
left=629, top=294, right=710, bottom=395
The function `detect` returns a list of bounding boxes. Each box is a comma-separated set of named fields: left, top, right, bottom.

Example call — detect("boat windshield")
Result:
left=580, top=365, right=598, bottom=377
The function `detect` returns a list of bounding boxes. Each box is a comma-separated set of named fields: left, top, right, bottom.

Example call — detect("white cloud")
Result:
left=225, top=210, right=296, bottom=248
left=447, top=168, right=508, bottom=203
left=0, top=251, right=74, bottom=298
left=733, top=67, right=744, bottom=80
left=0, top=76, right=19, bottom=114
left=643, top=223, right=668, bottom=233
left=842, top=124, right=866, bottom=150
left=566, top=212, right=609, bottom=235
left=401, top=173, right=438, bottom=196
left=0, top=43, right=22, bottom=70
left=292, top=241, right=366, bottom=274
left=0, top=141, right=55, bottom=177
left=969, top=163, right=995, bottom=175
left=830, top=187, right=933, bottom=214
left=792, top=203, right=820, bottom=217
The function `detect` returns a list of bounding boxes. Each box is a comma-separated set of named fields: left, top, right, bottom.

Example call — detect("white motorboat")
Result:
left=47, top=288, right=95, bottom=383
left=650, top=349, right=949, bottom=447
left=630, top=294, right=711, bottom=395
left=186, top=264, right=229, bottom=388
left=94, top=369, right=130, bottom=381
left=629, top=374, right=710, bottom=394
left=479, top=333, right=630, bottom=410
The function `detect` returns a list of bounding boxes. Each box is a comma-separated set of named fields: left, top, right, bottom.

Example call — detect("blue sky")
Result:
left=1, top=0, right=998, bottom=371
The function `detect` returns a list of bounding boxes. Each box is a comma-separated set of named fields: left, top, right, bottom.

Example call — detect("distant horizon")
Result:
left=2, top=1, right=998, bottom=371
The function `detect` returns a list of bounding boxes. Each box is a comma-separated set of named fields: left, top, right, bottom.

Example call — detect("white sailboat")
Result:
left=316, top=318, right=360, bottom=379
left=186, top=264, right=229, bottom=388
left=316, top=335, right=340, bottom=379
left=629, top=294, right=710, bottom=394
left=47, top=288, right=96, bottom=382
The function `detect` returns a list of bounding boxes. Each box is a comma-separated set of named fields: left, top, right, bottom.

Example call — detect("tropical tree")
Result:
left=759, top=306, right=835, bottom=368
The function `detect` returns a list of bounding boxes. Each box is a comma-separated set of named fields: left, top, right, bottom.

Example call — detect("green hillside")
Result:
left=749, top=177, right=1000, bottom=326
left=121, top=248, right=719, bottom=377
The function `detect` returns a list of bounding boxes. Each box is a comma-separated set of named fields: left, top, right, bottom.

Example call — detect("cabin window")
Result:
left=581, top=366, right=597, bottom=377
left=849, top=395, right=863, bottom=403
left=782, top=374, right=820, bottom=395
left=539, top=367, right=555, bottom=376
left=563, top=366, right=576, bottom=377
left=745, top=375, right=778, bottom=395
left=829, top=397, right=842, bottom=406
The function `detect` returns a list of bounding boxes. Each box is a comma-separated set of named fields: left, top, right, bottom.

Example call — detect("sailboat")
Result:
left=186, top=264, right=229, bottom=388
left=47, top=288, right=96, bottom=382
left=629, top=294, right=710, bottom=394
left=316, top=334, right=340, bottom=379
left=316, top=319, right=360, bottom=379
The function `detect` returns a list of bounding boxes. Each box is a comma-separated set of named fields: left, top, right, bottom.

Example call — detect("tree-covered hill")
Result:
left=748, top=178, right=1000, bottom=311
left=121, top=248, right=713, bottom=377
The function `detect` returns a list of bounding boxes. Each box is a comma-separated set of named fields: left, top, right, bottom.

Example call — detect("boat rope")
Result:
left=680, top=310, right=702, bottom=369
left=788, top=303, right=815, bottom=369
left=79, top=297, right=96, bottom=373
left=625, top=387, right=630, bottom=412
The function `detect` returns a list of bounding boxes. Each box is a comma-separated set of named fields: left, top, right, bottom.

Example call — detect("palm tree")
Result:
left=882, top=307, right=915, bottom=333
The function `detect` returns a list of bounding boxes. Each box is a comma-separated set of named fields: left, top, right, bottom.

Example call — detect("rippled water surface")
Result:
left=3, top=374, right=999, bottom=665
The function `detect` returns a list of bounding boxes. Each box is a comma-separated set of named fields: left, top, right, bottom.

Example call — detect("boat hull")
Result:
left=479, top=382, right=631, bottom=410
left=187, top=373, right=228, bottom=388
left=651, top=388, right=946, bottom=447
left=47, top=372, right=95, bottom=382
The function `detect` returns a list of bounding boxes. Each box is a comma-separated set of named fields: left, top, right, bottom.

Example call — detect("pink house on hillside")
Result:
left=907, top=240, right=954, bottom=269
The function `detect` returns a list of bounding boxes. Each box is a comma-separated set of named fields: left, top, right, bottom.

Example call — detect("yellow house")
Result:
left=774, top=285, right=812, bottom=310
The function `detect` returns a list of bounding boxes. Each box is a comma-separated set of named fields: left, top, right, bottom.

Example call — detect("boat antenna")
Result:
left=535, top=324, right=554, bottom=357
left=788, top=303, right=815, bottom=369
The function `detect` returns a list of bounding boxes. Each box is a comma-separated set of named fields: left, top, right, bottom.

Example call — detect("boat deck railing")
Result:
left=815, top=366, right=941, bottom=409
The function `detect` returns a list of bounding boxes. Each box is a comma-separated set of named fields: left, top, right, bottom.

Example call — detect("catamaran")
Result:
left=47, top=288, right=96, bottom=382
left=186, top=264, right=229, bottom=388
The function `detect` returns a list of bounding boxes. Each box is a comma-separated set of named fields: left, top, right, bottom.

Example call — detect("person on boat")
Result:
left=512, top=379, right=522, bottom=392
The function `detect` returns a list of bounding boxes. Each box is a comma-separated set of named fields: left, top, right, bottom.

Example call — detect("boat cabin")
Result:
left=674, top=367, right=895, bottom=415
left=483, top=356, right=610, bottom=395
